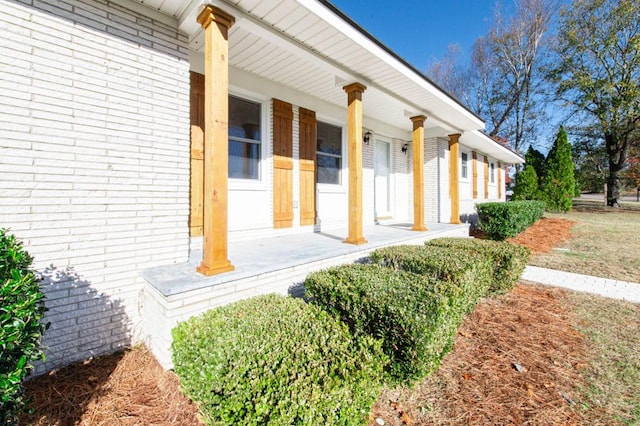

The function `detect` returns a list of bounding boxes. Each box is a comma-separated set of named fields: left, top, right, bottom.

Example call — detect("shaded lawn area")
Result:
left=19, top=211, right=640, bottom=425
left=528, top=210, right=640, bottom=283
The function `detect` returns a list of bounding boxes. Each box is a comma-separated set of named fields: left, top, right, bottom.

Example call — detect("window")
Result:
left=490, top=162, right=495, bottom=183
left=461, top=152, right=468, bottom=179
left=317, top=121, right=342, bottom=184
left=228, top=95, right=261, bottom=180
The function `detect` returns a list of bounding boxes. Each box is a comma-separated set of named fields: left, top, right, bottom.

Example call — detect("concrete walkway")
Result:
left=522, top=265, right=640, bottom=304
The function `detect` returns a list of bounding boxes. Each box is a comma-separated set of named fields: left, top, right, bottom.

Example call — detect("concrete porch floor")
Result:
left=140, top=221, right=469, bottom=368
left=142, top=222, right=469, bottom=297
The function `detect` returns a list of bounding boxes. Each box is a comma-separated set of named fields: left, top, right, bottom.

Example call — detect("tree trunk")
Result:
left=606, top=173, right=621, bottom=207
left=605, top=132, right=626, bottom=207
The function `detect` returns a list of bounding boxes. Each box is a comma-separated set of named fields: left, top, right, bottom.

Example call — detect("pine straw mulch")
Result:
left=19, top=346, right=203, bottom=426
left=369, top=284, right=594, bottom=426
left=21, top=217, right=582, bottom=426
left=507, top=217, right=577, bottom=254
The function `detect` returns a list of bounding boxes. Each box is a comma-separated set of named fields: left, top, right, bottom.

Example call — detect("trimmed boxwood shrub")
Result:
left=426, top=238, right=530, bottom=294
left=476, top=200, right=545, bottom=240
left=172, top=294, right=385, bottom=426
left=1, top=229, right=47, bottom=424
left=304, top=264, right=461, bottom=382
left=369, top=245, right=493, bottom=314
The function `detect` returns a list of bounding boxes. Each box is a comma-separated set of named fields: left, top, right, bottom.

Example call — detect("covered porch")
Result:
left=140, top=221, right=469, bottom=368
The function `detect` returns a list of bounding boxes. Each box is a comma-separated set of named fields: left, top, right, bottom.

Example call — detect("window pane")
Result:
left=229, top=96, right=261, bottom=141
left=317, top=121, right=342, bottom=185
left=229, top=140, right=260, bottom=179
left=317, top=154, right=341, bottom=184
left=461, top=152, right=468, bottom=178
left=317, top=122, right=341, bottom=155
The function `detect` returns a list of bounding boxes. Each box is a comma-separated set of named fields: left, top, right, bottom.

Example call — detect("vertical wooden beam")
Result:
left=272, top=99, right=294, bottom=228
left=343, top=83, right=367, bottom=245
left=189, top=72, right=205, bottom=237
left=484, top=155, right=489, bottom=199
left=299, top=108, right=317, bottom=226
left=471, top=151, right=478, bottom=199
left=410, top=115, right=427, bottom=231
left=498, top=161, right=503, bottom=199
left=196, top=6, right=235, bottom=276
left=448, top=133, right=461, bottom=224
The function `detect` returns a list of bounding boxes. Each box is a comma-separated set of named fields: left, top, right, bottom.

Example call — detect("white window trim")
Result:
left=228, top=85, right=269, bottom=191
left=316, top=113, right=347, bottom=194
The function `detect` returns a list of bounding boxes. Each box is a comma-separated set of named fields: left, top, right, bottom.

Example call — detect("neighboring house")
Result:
left=0, top=0, right=524, bottom=372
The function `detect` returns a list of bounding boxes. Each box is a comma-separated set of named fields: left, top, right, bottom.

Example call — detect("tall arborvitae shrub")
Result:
left=541, top=126, right=575, bottom=212
left=512, top=164, right=539, bottom=200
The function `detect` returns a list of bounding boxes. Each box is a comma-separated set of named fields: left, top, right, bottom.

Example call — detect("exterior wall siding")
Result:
left=391, top=138, right=411, bottom=222
left=0, top=0, right=190, bottom=373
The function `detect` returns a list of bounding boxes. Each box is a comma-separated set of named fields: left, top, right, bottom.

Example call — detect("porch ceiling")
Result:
left=131, top=0, right=486, bottom=136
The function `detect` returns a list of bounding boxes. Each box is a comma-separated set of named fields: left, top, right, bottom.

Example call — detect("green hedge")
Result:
left=304, top=264, right=462, bottom=382
left=476, top=200, right=545, bottom=240
left=172, top=294, right=385, bottom=426
left=426, top=238, right=530, bottom=294
left=369, top=245, right=493, bottom=314
left=1, top=229, right=47, bottom=424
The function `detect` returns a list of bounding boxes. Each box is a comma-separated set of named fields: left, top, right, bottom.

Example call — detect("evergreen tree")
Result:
left=512, top=165, right=539, bottom=200
left=524, top=146, right=545, bottom=187
left=541, top=126, right=575, bottom=212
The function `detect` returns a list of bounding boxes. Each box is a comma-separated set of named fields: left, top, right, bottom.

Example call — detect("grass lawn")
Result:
left=568, top=291, right=640, bottom=425
left=529, top=209, right=640, bottom=283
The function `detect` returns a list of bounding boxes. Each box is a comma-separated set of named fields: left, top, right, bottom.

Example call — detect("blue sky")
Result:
left=330, top=0, right=500, bottom=72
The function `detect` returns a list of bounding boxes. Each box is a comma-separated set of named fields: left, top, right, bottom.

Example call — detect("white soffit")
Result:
left=461, top=131, right=525, bottom=164
left=136, top=0, right=484, bottom=133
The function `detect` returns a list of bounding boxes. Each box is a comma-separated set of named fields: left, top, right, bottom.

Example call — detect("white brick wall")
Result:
left=0, top=0, right=190, bottom=373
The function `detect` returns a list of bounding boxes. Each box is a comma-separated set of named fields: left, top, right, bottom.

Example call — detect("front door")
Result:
left=374, top=140, right=391, bottom=218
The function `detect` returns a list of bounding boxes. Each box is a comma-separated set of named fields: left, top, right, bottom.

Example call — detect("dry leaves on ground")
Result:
left=20, top=346, right=202, bottom=426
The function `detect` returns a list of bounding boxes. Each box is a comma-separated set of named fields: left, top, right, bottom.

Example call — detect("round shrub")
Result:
left=171, top=294, right=386, bottom=426
left=1, top=229, right=47, bottom=424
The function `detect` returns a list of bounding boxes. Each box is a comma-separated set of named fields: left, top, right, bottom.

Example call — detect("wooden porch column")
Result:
left=448, top=133, right=462, bottom=224
left=484, top=156, right=490, bottom=199
left=196, top=6, right=235, bottom=276
left=410, top=115, right=427, bottom=231
left=472, top=151, right=478, bottom=199
left=343, top=83, right=367, bottom=245
left=498, top=161, right=503, bottom=198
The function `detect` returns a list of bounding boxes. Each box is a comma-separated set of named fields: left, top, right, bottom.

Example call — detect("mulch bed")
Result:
left=369, top=284, right=589, bottom=426
left=20, top=347, right=202, bottom=426
left=508, top=217, right=576, bottom=254
left=20, top=217, right=582, bottom=425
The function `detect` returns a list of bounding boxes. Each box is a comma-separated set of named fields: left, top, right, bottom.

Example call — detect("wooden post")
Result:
left=498, top=161, right=503, bottom=199
left=448, top=133, right=461, bottom=224
left=196, top=6, right=235, bottom=276
left=484, top=155, right=490, bottom=199
left=343, top=83, right=367, bottom=245
left=472, top=151, right=478, bottom=199
left=410, top=115, right=427, bottom=231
